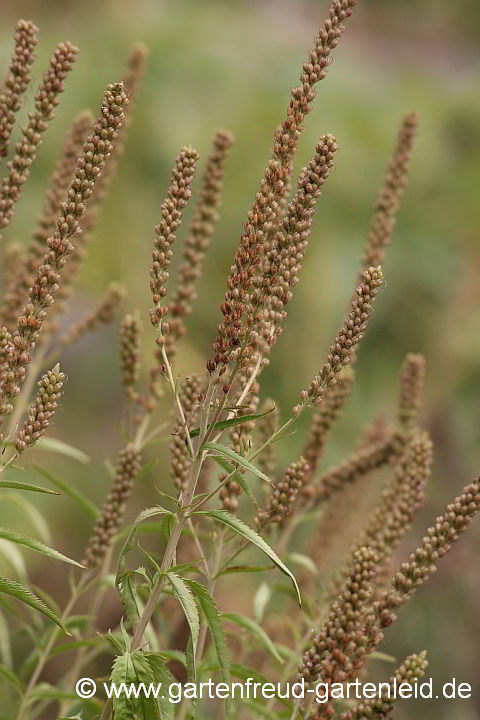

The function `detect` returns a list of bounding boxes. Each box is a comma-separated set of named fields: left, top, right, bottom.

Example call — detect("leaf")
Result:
left=286, top=552, right=318, bottom=576
left=370, top=650, right=396, bottom=663
left=0, top=577, right=70, bottom=634
left=146, top=653, right=175, bottom=720
left=0, top=663, right=23, bottom=694
left=0, top=527, right=84, bottom=568
left=196, top=510, right=301, bottom=605
left=254, top=582, right=271, bottom=624
left=0, top=539, right=27, bottom=579
left=216, top=564, right=275, bottom=578
left=34, top=437, right=90, bottom=464
left=189, top=407, right=274, bottom=438
left=167, top=573, right=199, bottom=681
left=2, top=492, right=51, bottom=543
left=203, top=443, right=273, bottom=486
left=0, top=610, right=12, bottom=668
left=30, top=681, right=101, bottom=707
left=50, top=639, right=99, bottom=658
left=33, top=464, right=99, bottom=520
left=110, top=651, right=160, bottom=720
left=210, top=455, right=259, bottom=509
left=229, top=664, right=292, bottom=710
left=0, top=479, right=59, bottom=495
left=186, top=579, right=231, bottom=715
left=222, top=612, right=283, bottom=664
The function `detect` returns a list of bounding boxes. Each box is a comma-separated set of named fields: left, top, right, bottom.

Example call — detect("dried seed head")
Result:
left=170, top=374, right=203, bottom=493
left=120, top=310, right=143, bottom=388
left=0, top=40, right=78, bottom=231
left=165, top=129, right=234, bottom=360
left=84, top=444, right=142, bottom=568
left=299, top=545, right=378, bottom=685
left=14, top=364, right=66, bottom=453
left=361, top=112, right=418, bottom=276
left=149, top=147, right=199, bottom=330
left=0, top=20, right=39, bottom=159
left=340, top=651, right=428, bottom=720
left=398, top=353, right=426, bottom=433
left=301, top=266, right=384, bottom=410
left=256, top=457, right=310, bottom=529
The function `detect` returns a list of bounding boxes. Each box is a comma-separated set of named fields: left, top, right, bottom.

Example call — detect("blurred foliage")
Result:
left=0, top=1, right=480, bottom=717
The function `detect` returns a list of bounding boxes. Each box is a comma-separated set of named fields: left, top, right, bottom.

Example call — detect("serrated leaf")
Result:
left=196, top=510, right=301, bottom=605
left=210, top=455, right=259, bottom=509
left=33, top=464, right=99, bottom=520
left=186, top=579, right=231, bottom=717
left=0, top=577, right=70, bottom=634
left=203, top=443, right=273, bottom=486
left=222, top=612, right=283, bottom=664
left=146, top=653, right=175, bottom=720
left=189, top=407, right=274, bottom=438
left=110, top=651, right=160, bottom=720
left=0, top=527, right=84, bottom=568
left=0, top=479, right=59, bottom=495
left=167, top=573, right=199, bottom=682
left=35, top=437, right=90, bottom=464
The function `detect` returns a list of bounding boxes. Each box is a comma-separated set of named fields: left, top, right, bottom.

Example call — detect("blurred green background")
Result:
left=1, top=0, right=480, bottom=718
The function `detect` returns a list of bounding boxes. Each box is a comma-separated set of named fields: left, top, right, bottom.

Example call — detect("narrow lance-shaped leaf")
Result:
left=33, top=464, right=99, bottom=519
left=189, top=407, right=275, bottom=438
left=0, top=479, right=59, bottom=495
left=195, top=510, right=301, bottom=605
left=222, top=612, right=283, bottom=664
left=210, top=455, right=259, bottom=509
left=0, top=527, right=84, bottom=568
left=203, top=443, right=273, bottom=486
left=0, top=577, right=70, bottom=634
left=34, top=437, right=90, bottom=464
left=167, top=572, right=199, bottom=682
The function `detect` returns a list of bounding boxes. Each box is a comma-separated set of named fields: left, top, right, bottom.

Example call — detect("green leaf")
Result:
left=254, top=582, right=271, bottom=624
left=0, top=610, right=12, bottom=668
left=30, top=682, right=101, bottom=707
left=286, top=553, right=318, bottom=576
left=0, top=527, right=84, bottom=568
left=0, top=479, right=59, bottom=495
left=216, top=564, right=275, bottom=578
left=0, top=577, right=70, bottom=634
left=186, top=579, right=231, bottom=716
left=110, top=651, right=160, bottom=720
left=0, top=663, right=23, bottom=694
left=50, top=639, right=100, bottom=658
left=210, top=455, right=259, bottom=509
left=0, top=539, right=27, bottom=579
left=2, top=492, right=51, bottom=543
left=146, top=653, right=175, bottom=720
left=196, top=510, right=301, bottom=605
left=33, top=464, right=99, bottom=520
left=222, top=612, right=283, bottom=664
left=203, top=443, right=273, bottom=486
left=370, top=650, right=396, bottom=663
left=230, top=664, right=292, bottom=710
left=167, top=573, right=199, bottom=681
left=189, top=407, right=274, bottom=438
left=34, top=437, right=90, bottom=464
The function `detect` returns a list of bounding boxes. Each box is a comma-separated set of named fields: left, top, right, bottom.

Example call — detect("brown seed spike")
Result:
left=0, top=20, right=39, bottom=160
left=0, top=83, right=128, bottom=427
left=60, top=282, right=126, bottom=348
left=398, top=352, right=426, bottom=433
left=0, top=41, right=78, bottom=233
left=14, top=365, right=66, bottom=453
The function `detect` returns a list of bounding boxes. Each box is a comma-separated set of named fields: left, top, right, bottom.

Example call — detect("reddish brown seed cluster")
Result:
left=209, top=1, right=358, bottom=373
left=0, top=111, right=94, bottom=333
left=340, top=651, right=428, bottom=720
left=14, top=364, right=65, bottom=453
left=0, top=83, right=128, bottom=426
left=170, top=375, right=202, bottom=493
left=0, top=41, right=78, bottom=231
left=301, top=372, right=353, bottom=500
left=299, top=546, right=378, bottom=685
left=398, top=353, right=426, bottom=433
left=149, top=147, right=199, bottom=331
left=0, top=20, right=39, bottom=159
left=84, top=444, right=142, bottom=568
left=252, top=136, right=338, bottom=360
left=354, top=431, right=433, bottom=565
left=60, top=282, right=126, bottom=348
left=165, top=130, right=234, bottom=360
left=301, top=267, right=384, bottom=411
left=256, top=457, right=311, bottom=529
left=120, top=310, right=143, bottom=389
left=360, top=112, right=418, bottom=276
